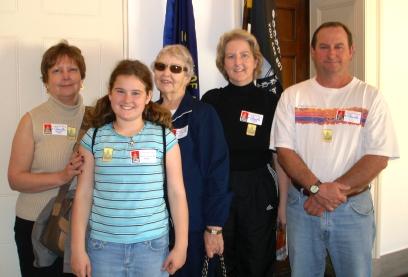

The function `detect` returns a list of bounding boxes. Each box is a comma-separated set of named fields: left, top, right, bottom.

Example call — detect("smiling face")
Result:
left=108, top=75, right=151, bottom=124
left=153, top=53, right=191, bottom=97
left=45, top=55, right=83, bottom=105
left=311, top=26, right=354, bottom=79
left=223, top=39, right=258, bottom=86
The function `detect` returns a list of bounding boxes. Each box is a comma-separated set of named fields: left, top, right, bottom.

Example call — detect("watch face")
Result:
left=310, top=185, right=319, bottom=194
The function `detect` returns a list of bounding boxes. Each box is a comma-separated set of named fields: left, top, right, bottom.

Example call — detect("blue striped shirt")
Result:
left=80, top=121, right=177, bottom=243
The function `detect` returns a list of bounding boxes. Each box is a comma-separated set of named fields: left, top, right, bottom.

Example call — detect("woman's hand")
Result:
left=59, top=151, right=84, bottom=185
left=162, top=246, right=187, bottom=274
left=204, top=227, right=224, bottom=258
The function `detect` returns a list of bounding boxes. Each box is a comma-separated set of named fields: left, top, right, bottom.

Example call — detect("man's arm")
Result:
left=336, top=154, right=388, bottom=196
left=277, top=147, right=349, bottom=212
left=276, top=147, right=317, bottom=187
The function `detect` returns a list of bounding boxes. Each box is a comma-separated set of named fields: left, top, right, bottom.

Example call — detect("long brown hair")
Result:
left=91, top=60, right=172, bottom=129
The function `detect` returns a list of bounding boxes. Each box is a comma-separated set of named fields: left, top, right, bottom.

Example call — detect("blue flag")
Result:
left=163, top=0, right=200, bottom=98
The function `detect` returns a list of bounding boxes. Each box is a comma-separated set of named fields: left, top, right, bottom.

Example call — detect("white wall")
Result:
left=377, top=0, right=408, bottom=255
left=128, top=0, right=408, bottom=258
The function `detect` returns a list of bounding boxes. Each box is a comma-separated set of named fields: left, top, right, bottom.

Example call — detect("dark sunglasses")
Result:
left=154, top=62, right=187, bottom=74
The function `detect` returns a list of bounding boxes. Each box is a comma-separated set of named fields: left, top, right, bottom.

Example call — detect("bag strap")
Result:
left=202, top=255, right=227, bottom=277
left=91, top=127, right=98, bottom=155
left=162, top=126, right=170, bottom=217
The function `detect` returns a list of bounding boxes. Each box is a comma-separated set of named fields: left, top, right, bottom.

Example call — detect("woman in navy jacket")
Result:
left=153, top=44, right=231, bottom=277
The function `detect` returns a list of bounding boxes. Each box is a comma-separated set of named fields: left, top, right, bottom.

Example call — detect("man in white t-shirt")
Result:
left=270, top=22, right=399, bottom=277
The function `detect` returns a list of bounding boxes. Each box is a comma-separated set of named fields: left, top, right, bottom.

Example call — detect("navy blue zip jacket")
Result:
left=167, top=93, right=231, bottom=232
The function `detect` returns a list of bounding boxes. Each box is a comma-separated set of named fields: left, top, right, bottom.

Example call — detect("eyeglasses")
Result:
left=154, top=62, right=187, bottom=74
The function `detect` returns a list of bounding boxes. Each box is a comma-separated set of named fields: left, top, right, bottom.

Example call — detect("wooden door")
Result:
left=276, top=0, right=310, bottom=90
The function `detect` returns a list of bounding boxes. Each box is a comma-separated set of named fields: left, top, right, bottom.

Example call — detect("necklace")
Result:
left=112, top=121, right=144, bottom=147
left=128, top=136, right=135, bottom=146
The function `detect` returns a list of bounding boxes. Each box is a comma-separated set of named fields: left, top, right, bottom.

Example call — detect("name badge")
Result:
left=43, top=123, right=52, bottom=135
left=336, top=110, right=345, bottom=121
left=246, top=123, right=257, bottom=136
left=67, top=127, right=77, bottom=140
left=102, top=147, right=113, bottom=162
left=43, top=123, right=68, bottom=136
left=343, top=110, right=362, bottom=124
left=130, top=150, right=140, bottom=163
left=322, top=129, right=333, bottom=142
left=240, top=110, right=263, bottom=126
left=173, top=125, right=188, bottom=139
left=138, top=149, right=157, bottom=164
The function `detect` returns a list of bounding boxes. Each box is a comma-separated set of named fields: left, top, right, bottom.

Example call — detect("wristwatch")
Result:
left=205, top=227, right=222, bottom=235
left=309, top=180, right=322, bottom=195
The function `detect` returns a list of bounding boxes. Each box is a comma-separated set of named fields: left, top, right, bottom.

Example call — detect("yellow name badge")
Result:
left=102, top=147, right=113, bottom=162
left=67, top=127, right=76, bottom=140
left=322, top=129, right=333, bottom=142
left=246, top=123, right=257, bottom=136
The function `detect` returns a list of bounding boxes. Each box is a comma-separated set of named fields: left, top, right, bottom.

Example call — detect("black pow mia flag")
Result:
left=243, top=0, right=283, bottom=96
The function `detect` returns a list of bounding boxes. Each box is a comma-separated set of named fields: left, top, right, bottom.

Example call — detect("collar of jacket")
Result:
left=171, top=93, right=194, bottom=122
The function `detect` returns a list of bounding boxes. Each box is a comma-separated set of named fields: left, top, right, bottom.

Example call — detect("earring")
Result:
left=81, top=84, right=84, bottom=90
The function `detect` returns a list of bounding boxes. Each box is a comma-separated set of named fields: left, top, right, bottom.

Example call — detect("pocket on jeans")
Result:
left=349, top=192, right=374, bottom=215
left=148, top=235, right=169, bottom=251
left=87, top=237, right=107, bottom=250
left=287, top=186, right=300, bottom=206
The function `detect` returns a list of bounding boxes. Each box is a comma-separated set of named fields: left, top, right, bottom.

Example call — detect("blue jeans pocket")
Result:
left=349, top=191, right=374, bottom=215
left=146, top=235, right=169, bottom=251
left=88, top=237, right=107, bottom=250
left=287, top=185, right=301, bottom=206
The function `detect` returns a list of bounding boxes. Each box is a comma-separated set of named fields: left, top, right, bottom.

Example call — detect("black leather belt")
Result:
left=293, top=182, right=370, bottom=197
left=293, top=183, right=310, bottom=196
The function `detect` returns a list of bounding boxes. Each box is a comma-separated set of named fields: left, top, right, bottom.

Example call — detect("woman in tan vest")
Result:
left=8, top=41, right=86, bottom=277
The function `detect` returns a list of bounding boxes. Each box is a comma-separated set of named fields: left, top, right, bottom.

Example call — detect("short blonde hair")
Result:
left=215, top=29, right=263, bottom=80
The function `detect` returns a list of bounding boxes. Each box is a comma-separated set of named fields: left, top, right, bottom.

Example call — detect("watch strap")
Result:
left=205, top=227, right=222, bottom=235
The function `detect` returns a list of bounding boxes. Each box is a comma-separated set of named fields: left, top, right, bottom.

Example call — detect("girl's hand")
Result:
left=162, top=247, right=187, bottom=274
left=71, top=250, right=92, bottom=277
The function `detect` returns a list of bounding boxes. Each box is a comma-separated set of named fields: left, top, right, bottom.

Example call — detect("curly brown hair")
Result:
left=91, top=60, right=172, bottom=129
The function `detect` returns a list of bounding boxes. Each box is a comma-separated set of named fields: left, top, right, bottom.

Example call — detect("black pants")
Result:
left=14, top=216, right=73, bottom=277
left=219, top=166, right=278, bottom=277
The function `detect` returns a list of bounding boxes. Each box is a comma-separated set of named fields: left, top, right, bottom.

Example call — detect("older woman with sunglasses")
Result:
left=153, top=45, right=231, bottom=277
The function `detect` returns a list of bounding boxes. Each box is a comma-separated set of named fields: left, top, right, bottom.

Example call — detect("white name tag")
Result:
left=240, top=110, right=263, bottom=126
left=138, top=149, right=157, bottom=164
left=343, top=110, right=362, bottom=124
left=173, top=125, right=188, bottom=139
left=43, top=123, right=68, bottom=136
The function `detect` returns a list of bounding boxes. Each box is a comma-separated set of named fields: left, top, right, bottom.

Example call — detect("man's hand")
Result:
left=304, top=196, right=326, bottom=216
left=313, top=182, right=349, bottom=211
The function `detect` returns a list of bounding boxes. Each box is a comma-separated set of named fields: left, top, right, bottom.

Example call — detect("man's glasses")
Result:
left=154, top=62, right=187, bottom=74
